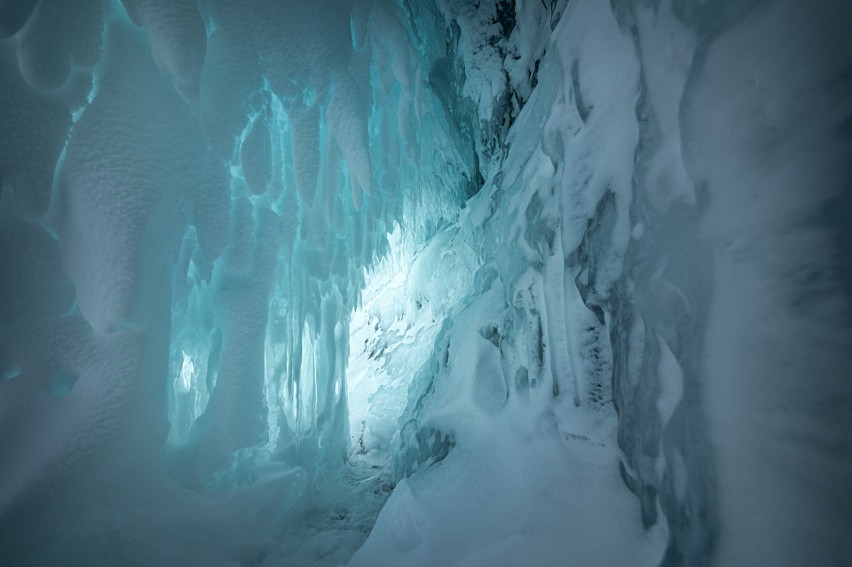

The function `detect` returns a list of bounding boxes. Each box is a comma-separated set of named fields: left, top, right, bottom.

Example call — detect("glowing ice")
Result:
left=1, top=0, right=850, bottom=565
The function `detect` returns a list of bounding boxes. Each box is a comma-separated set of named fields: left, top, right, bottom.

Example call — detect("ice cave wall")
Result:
left=350, top=0, right=852, bottom=564
left=1, top=0, right=852, bottom=566
left=0, top=0, right=481, bottom=562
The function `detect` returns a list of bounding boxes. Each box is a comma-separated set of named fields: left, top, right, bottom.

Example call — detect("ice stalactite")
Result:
left=1, top=0, right=475, bottom=562
left=158, top=0, right=478, bottom=490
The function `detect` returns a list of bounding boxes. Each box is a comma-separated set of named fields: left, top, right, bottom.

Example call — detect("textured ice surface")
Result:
left=353, top=0, right=852, bottom=564
left=1, top=0, right=851, bottom=565
left=353, top=1, right=667, bottom=562
left=1, top=0, right=472, bottom=563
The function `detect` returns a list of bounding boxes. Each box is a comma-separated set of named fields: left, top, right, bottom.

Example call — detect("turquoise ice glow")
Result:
left=163, top=0, right=475, bottom=489
left=1, top=1, right=850, bottom=566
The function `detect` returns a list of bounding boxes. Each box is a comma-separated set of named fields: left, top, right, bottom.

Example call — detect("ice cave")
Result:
left=1, top=0, right=851, bottom=565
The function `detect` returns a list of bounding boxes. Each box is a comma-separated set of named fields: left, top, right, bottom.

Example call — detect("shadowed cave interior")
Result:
left=1, top=0, right=851, bottom=565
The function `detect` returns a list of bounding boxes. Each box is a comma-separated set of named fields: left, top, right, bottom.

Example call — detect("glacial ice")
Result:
left=1, top=0, right=851, bottom=566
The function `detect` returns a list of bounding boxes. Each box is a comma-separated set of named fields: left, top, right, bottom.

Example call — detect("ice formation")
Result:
left=1, top=0, right=851, bottom=565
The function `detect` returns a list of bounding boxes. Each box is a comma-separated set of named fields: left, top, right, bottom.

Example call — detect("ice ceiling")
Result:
left=1, top=0, right=851, bottom=565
